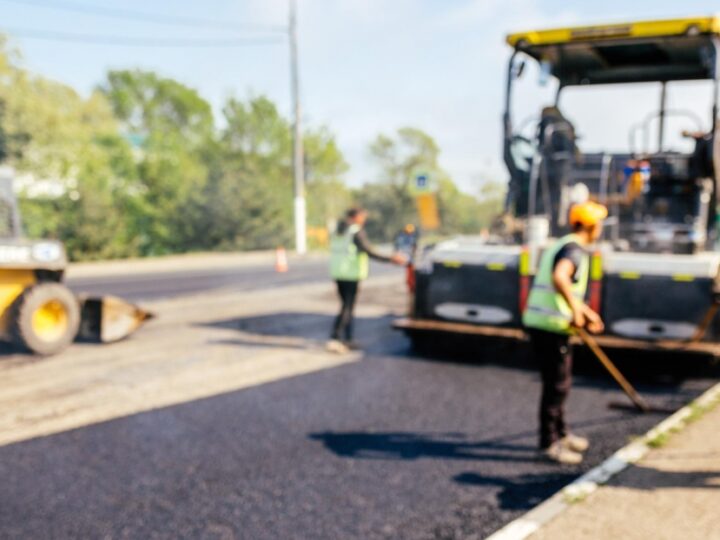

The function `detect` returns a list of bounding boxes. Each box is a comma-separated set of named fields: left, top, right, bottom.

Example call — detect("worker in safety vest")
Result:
left=327, top=207, right=407, bottom=354
left=394, top=223, right=420, bottom=261
left=522, top=201, right=608, bottom=464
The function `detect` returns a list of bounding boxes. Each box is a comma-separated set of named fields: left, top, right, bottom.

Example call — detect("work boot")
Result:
left=561, top=433, right=589, bottom=453
left=542, top=441, right=583, bottom=465
left=326, top=339, right=349, bottom=354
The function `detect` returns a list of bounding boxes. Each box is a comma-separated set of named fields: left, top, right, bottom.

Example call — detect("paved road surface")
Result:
left=1, top=266, right=717, bottom=539
left=66, top=258, right=393, bottom=301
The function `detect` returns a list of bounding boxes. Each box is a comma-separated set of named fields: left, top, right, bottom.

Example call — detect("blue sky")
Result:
left=1, top=0, right=718, bottom=193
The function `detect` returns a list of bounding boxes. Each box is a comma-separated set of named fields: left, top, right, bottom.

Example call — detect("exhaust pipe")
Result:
left=77, top=295, right=153, bottom=343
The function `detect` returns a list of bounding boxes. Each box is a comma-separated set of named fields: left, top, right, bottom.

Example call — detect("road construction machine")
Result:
left=0, top=167, right=151, bottom=355
left=395, top=17, right=720, bottom=356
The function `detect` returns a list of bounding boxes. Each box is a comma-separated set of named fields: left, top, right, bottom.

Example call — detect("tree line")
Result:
left=0, top=39, right=503, bottom=260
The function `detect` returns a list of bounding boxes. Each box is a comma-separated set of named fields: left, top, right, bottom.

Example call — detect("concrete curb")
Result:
left=485, top=381, right=720, bottom=540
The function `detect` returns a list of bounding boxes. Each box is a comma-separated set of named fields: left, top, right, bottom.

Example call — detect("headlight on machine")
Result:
left=32, top=242, right=62, bottom=263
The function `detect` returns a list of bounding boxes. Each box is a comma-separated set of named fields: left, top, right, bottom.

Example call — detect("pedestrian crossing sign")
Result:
left=409, top=170, right=436, bottom=195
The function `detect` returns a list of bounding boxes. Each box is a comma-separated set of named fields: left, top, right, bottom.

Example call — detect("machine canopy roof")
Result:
left=507, top=17, right=720, bottom=85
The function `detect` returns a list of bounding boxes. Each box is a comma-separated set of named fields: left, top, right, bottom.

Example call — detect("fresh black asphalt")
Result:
left=1, top=293, right=716, bottom=539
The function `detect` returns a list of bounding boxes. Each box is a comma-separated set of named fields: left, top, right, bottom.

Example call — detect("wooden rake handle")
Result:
left=689, top=302, right=720, bottom=343
left=576, top=328, right=651, bottom=412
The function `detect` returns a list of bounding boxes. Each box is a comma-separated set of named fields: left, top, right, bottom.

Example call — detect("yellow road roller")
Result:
left=0, top=170, right=151, bottom=355
left=0, top=241, right=152, bottom=356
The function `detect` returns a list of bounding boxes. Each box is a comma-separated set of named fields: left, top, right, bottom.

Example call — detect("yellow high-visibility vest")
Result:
left=329, top=224, right=369, bottom=281
left=522, top=234, right=589, bottom=334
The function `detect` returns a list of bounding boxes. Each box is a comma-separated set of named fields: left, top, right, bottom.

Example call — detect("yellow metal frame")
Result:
left=0, top=270, right=36, bottom=336
left=507, top=16, right=720, bottom=48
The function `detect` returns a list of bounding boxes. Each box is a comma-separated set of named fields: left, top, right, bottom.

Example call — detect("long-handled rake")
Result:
left=576, top=328, right=676, bottom=414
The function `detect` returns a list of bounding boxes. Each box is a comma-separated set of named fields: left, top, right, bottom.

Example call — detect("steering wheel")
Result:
left=629, top=109, right=704, bottom=155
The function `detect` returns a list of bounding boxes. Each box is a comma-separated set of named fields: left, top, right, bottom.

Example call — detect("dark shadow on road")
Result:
left=197, top=312, right=401, bottom=356
left=395, top=329, right=720, bottom=404
left=607, top=464, right=720, bottom=491
left=310, top=412, right=663, bottom=464
left=197, top=312, right=394, bottom=338
left=454, top=471, right=577, bottom=510
left=0, top=341, right=38, bottom=363
left=309, top=431, right=537, bottom=462
left=402, top=330, right=719, bottom=379
left=403, top=331, right=534, bottom=370
left=198, top=312, right=337, bottom=337
left=199, top=310, right=718, bottom=410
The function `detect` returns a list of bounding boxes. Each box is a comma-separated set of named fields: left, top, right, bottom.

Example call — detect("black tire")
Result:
left=10, top=282, right=80, bottom=355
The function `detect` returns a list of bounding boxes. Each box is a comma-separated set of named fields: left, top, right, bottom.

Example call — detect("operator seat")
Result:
left=537, top=106, right=580, bottom=230
left=538, top=106, right=578, bottom=160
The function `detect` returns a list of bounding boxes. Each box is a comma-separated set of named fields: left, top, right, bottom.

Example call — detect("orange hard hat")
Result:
left=568, top=201, right=608, bottom=228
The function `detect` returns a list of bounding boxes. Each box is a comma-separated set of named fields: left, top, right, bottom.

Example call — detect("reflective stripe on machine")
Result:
left=590, top=251, right=603, bottom=281
left=589, top=251, right=603, bottom=313
left=518, top=246, right=531, bottom=313
left=519, top=248, right=531, bottom=277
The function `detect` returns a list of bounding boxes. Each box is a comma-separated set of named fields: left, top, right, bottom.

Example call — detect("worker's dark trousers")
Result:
left=331, top=280, right=359, bottom=342
left=529, top=329, right=573, bottom=449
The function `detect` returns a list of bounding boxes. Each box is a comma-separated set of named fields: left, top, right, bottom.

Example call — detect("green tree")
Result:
left=360, top=126, right=503, bottom=240
left=475, top=180, right=505, bottom=229
left=2, top=37, right=352, bottom=259
left=204, top=96, right=350, bottom=250
left=100, top=69, right=216, bottom=254
left=304, top=126, right=350, bottom=232
left=360, top=127, right=442, bottom=240
left=204, top=95, right=293, bottom=250
left=0, top=41, right=140, bottom=260
left=435, top=179, right=505, bottom=235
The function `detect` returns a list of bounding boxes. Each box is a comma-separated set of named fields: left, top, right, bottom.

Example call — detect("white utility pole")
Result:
left=289, top=0, right=306, bottom=254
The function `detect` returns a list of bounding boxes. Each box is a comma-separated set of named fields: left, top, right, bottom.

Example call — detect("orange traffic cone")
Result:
left=275, top=246, right=289, bottom=273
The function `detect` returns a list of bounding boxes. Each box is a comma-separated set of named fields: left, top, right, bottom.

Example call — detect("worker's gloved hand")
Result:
left=572, top=304, right=604, bottom=334
left=586, top=318, right=604, bottom=335
left=571, top=308, right=586, bottom=330
left=391, top=253, right=408, bottom=266
left=582, top=305, right=604, bottom=334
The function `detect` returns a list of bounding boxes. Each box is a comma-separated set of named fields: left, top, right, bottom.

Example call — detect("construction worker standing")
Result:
left=327, top=207, right=407, bottom=353
left=522, top=201, right=608, bottom=464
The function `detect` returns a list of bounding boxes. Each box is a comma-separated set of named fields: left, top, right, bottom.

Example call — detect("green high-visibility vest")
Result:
left=330, top=223, right=369, bottom=281
left=522, top=234, right=589, bottom=335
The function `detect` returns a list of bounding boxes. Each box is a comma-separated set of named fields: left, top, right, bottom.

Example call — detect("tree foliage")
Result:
left=357, top=127, right=503, bottom=241
left=0, top=38, right=504, bottom=260
left=0, top=42, right=139, bottom=259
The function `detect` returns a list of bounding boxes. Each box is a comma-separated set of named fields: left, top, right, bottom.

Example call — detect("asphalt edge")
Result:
left=485, top=380, right=720, bottom=540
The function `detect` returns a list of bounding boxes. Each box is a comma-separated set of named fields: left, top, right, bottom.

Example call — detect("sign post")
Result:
left=409, top=170, right=440, bottom=230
